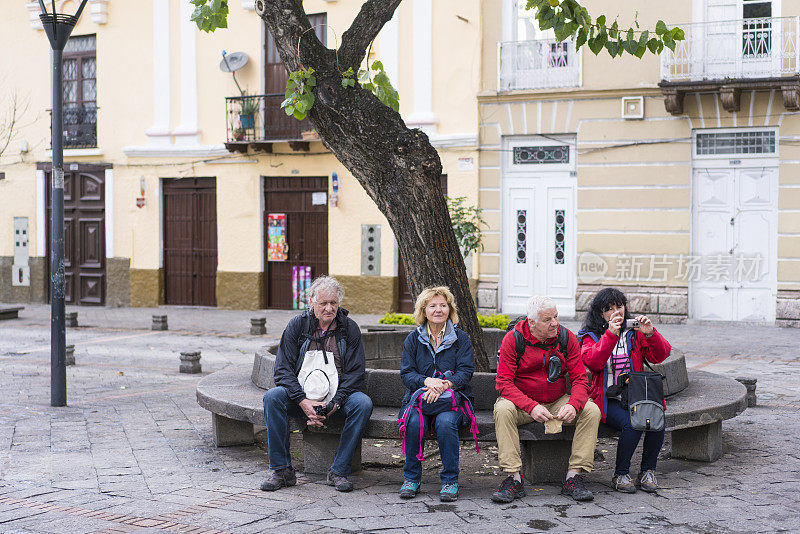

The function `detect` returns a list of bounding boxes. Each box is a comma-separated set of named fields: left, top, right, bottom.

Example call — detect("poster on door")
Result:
left=292, top=266, right=311, bottom=309
left=267, top=213, right=288, bottom=262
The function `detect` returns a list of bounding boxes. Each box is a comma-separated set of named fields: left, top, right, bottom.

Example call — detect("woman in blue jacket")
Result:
left=397, top=286, right=475, bottom=503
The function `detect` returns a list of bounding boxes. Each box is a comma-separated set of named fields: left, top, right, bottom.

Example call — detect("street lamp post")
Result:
left=38, top=0, right=89, bottom=407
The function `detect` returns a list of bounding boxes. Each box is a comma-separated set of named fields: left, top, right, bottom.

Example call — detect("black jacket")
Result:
left=273, top=307, right=366, bottom=407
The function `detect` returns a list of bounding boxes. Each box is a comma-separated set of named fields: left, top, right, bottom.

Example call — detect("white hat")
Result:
left=302, top=369, right=333, bottom=402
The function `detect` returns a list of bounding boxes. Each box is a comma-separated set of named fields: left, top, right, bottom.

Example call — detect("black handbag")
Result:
left=610, top=332, right=666, bottom=432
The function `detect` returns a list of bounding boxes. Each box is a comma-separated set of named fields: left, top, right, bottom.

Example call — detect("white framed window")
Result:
left=692, top=127, right=779, bottom=159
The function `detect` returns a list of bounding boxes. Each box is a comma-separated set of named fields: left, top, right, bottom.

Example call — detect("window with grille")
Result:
left=62, top=35, right=97, bottom=148
left=742, top=0, right=772, bottom=59
left=695, top=130, right=776, bottom=156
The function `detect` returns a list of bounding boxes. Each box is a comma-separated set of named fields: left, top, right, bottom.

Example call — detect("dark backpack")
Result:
left=503, top=315, right=571, bottom=366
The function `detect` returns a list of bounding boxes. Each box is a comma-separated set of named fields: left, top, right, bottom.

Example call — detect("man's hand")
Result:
left=299, top=398, right=326, bottom=427
left=530, top=404, right=554, bottom=423
left=326, top=403, right=340, bottom=417
left=555, top=403, right=577, bottom=423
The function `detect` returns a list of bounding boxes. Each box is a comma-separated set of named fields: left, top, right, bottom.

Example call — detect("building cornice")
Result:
left=478, top=87, right=663, bottom=104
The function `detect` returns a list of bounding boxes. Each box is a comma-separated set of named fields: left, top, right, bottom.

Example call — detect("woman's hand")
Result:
left=607, top=309, right=624, bottom=336
left=635, top=315, right=655, bottom=337
left=423, top=388, right=442, bottom=403
left=424, top=377, right=447, bottom=394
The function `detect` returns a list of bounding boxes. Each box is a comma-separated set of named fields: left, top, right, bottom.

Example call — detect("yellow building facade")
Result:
left=2, top=0, right=799, bottom=325
left=475, top=0, right=800, bottom=326
left=0, top=0, right=482, bottom=313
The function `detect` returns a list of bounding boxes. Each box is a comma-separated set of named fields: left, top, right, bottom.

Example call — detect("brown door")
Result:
left=46, top=167, right=106, bottom=305
left=263, top=13, right=326, bottom=139
left=163, top=178, right=217, bottom=306
left=264, top=176, right=328, bottom=309
left=397, top=175, right=448, bottom=312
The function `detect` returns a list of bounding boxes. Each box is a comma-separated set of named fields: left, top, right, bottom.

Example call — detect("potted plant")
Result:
left=238, top=93, right=259, bottom=130
left=232, top=127, right=245, bottom=141
left=300, top=129, right=319, bottom=141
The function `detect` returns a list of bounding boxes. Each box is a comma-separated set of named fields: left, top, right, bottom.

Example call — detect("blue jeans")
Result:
left=263, top=387, right=373, bottom=477
left=605, top=398, right=665, bottom=476
left=403, top=409, right=463, bottom=484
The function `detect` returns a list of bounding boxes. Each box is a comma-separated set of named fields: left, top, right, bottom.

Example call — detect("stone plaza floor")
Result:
left=0, top=303, right=799, bottom=533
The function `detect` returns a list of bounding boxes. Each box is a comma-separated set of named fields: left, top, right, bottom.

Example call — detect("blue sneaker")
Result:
left=399, top=480, right=421, bottom=499
left=440, top=482, right=459, bottom=502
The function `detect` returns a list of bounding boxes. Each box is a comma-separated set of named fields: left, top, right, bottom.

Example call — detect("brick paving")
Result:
left=0, top=304, right=799, bottom=533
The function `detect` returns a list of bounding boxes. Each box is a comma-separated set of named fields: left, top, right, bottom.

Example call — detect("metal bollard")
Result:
left=152, top=314, right=168, bottom=331
left=179, top=351, right=201, bottom=374
left=65, top=312, right=78, bottom=328
left=735, top=377, right=757, bottom=407
left=65, top=344, right=75, bottom=366
left=250, top=317, right=267, bottom=335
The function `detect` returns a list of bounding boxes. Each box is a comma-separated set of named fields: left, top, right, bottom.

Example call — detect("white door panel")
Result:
left=691, top=165, right=777, bottom=322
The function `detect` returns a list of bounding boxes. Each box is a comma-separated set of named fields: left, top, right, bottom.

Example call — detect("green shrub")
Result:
left=378, top=312, right=510, bottom=330
left=477, top=314, right=510, bottom=330
left=378, top=313, right=416, bottom=325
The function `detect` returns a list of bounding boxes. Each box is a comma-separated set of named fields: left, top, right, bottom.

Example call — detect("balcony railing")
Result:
left=226, top=94, right=312, bottom=143
left=661, top=16, right=800, bottom=82
left=50, top=104, right=97, bottom=149
left=498, top=38, right=581, bottom=91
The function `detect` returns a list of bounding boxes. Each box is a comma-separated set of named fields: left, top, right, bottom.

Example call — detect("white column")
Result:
left=36, top=170, right=46, bottom=257
left=146, top=0, right=172, bottom=147
left=405, top=0, right=438, bottom=135
left=105, top=169, right=114, bottom=259
left=173, top=0, right=201, bottom=145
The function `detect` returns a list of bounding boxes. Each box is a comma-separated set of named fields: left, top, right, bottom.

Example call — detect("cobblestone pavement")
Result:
left=0, top=304, right=799, bottom=533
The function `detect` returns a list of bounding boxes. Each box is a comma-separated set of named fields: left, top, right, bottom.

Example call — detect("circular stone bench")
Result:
left=197, top=345, right=746, bottom=483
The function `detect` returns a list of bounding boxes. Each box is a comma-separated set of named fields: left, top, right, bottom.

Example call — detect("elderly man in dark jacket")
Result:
left=261, top=276, right=372, bottom=493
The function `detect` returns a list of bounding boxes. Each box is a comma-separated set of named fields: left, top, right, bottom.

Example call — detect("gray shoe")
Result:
left=612, top=473, right=636, bottom=493
left=260, top=467, right=296, bottom=491
left=326, top=469, right=354, bottom=492
left=638, top=470, right=659, bottom=493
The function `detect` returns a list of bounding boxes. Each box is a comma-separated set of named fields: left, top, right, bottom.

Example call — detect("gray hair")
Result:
left=308, top=276, right=344, bottom=304
left=526, top=295, right=557, bottom=320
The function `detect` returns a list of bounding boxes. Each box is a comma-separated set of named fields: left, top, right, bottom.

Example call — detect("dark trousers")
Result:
left=605, top=398, right=665, bottom=476
left=263, top=387, right=373, bottom=477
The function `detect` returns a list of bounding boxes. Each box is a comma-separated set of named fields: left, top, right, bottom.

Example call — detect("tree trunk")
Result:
left=256, top=0, right=490, bottom=371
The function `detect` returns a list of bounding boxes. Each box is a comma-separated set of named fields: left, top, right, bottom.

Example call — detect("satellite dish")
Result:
left=220, top=52, right=249, bottom=72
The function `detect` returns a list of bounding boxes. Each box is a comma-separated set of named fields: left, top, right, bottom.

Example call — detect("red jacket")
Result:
left=581, top=328, right=671, bottom=422
left=496, top=321, right=589, bottom=414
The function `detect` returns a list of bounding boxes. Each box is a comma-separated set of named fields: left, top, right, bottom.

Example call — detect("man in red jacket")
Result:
left=491, top=296, right=600, bottom=503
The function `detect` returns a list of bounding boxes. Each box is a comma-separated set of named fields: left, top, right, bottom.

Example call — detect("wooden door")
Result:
left=46, top=168, right=106, bottom=305
left=263, top=13, right=326, bottom=139
left=163, top=178, right=217, bottom=306
left=396, top=175, right=447, bottom=312
left=264, top=176, right=329, bottom=309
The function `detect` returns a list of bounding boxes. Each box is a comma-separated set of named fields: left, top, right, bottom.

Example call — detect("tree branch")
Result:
left=338, top=0, right=402, bottom=69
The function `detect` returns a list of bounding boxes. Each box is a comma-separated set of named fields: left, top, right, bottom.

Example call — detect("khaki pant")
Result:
left=493, top=395, right=601, bottom=474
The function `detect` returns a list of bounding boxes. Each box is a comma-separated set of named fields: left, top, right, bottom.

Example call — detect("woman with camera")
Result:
left=397, top=286, right=476, bottom=502
left=579, top=288, right=671, bottom=493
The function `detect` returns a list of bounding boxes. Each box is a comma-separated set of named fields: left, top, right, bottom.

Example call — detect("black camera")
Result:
left=313, top=401, right=335, bottom=417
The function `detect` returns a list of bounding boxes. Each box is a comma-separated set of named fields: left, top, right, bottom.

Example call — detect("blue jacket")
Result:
left=399, top=321, right=475, bottom=409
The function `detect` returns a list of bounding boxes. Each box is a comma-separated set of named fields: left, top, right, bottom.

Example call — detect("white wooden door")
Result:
left=502, top=179, right=537, bottom=313
left=691, top=166, right=777, bottom=321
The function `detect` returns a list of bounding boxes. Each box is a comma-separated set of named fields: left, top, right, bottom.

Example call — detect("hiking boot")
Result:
left=440, top=483, right=459, bottom=502
left=638, top=470, right=659, bottom=493
left=326, top=469, right=354, bottom=492
left=399, top=480, right=421, bottom=499
left=561, top=474, right=594, bottom=502
left=612, top=473, right=636, bottom=494
left=491, top=474, right=526, bottom=503
left=259, top=467, right=296, bottom=491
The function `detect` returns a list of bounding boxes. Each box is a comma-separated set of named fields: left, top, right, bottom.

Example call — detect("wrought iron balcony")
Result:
left=50, top=104, right=97, bottom=149
left=661, top=16, right=800, bottom=82
left=225, top=94, right=316, bottom=151
left=498, top=38, right=581, bottom=92
left=659, top=16, right=800, bottom=115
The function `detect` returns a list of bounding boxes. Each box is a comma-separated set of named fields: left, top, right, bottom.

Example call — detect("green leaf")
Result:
left=605, top=40, right=619, bottom=57
left=281, top=97, right=292, bottom=108
left=538, top=17, right=555, bottom=31
left=647, top=37, right=660, bottom=54
left=639, top=30, right=649, bottom=48
left=671, top=27, right=685, bottom=41
left=371, top=60, right=384, bottom=71
left=664, top=37, right=676, bottom=51
left=293, top=110, right=306, bottom=120
left=307, top=75, right=316, bottom=87
left=634, top=45, right=647, bottom=59
left=597, top=15, right=606, bottom=26
left=587, top=36, right=603, bottom=55
left=575, top=27, right=588, bottom=49
left=655, top=20, right=668, bottom=36
left=284, top=105, right=294, bottom=116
